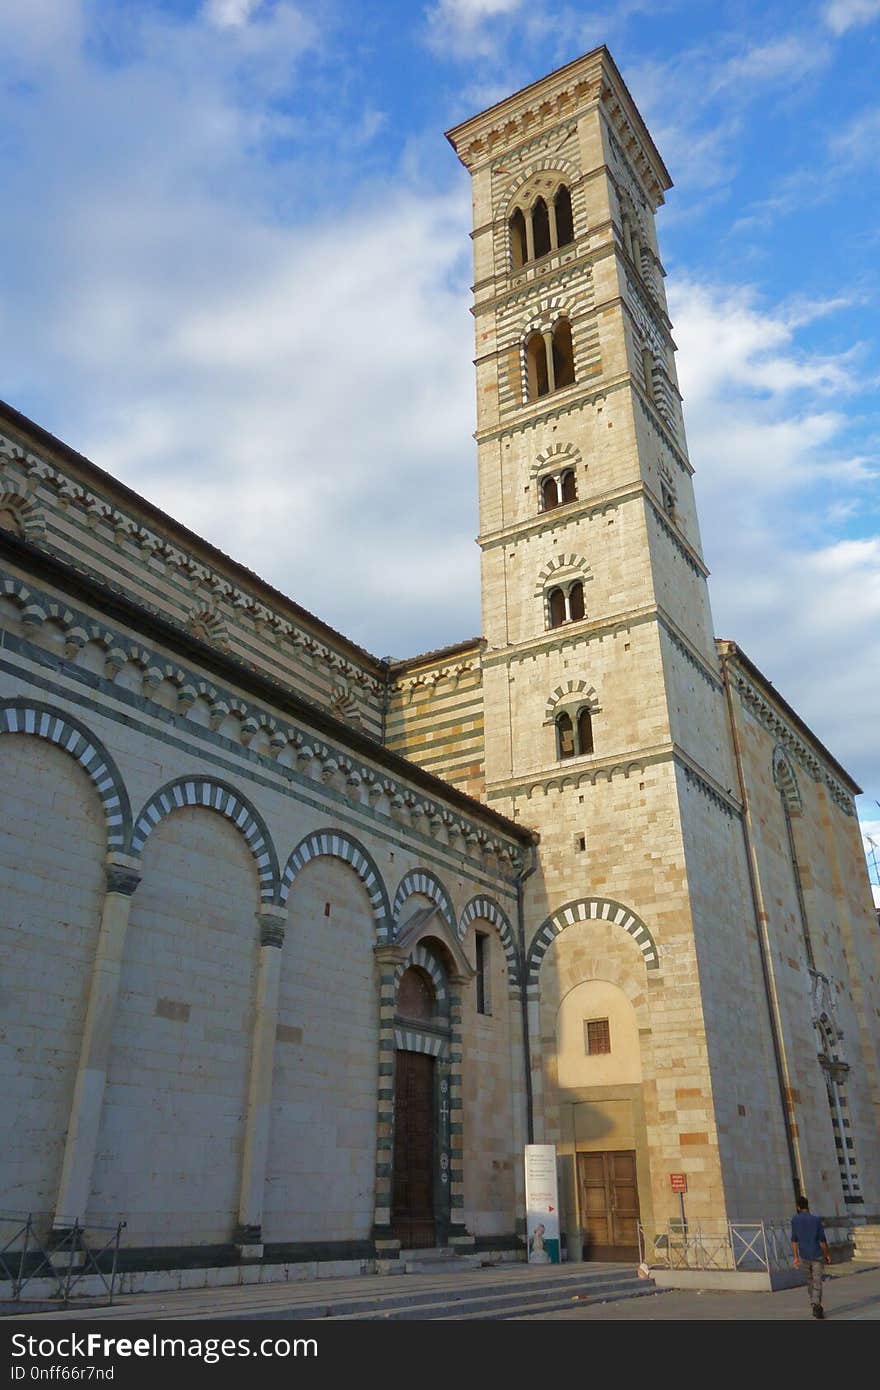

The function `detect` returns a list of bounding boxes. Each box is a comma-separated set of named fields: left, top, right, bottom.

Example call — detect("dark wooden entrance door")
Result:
left=392, top=1050, right=435, bottom=1248
left=577, top=1150, right=640, bottom=1261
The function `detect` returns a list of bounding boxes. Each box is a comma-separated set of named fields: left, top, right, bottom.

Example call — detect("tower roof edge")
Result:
left=445, top=46, right=672, bottom=199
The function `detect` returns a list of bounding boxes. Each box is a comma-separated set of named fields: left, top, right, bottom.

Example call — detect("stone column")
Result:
left=543, top=330, right=556, bottom=394
left=447, top=972, right=475, bottom=1249
left=372, top=944, right=405, bottom=1259
left=547, top=197, right=559, bottom=253
left=236, top=904, right=287, bottom=1255
left=524, top=211, right=535, bottom=264
left=53, top=854, right=142, bottom=1231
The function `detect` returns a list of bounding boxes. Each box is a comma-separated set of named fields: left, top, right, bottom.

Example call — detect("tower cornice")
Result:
left=445, top=47, right=671, bottom=207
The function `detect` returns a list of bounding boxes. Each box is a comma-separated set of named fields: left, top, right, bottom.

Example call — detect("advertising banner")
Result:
left=524, top=1144, right=560, bottom=1264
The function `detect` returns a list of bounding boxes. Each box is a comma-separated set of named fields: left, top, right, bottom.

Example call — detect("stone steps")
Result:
left=292, top=1265, right=657, bottom=1320
left=853, top=1225, right=880, bottom=1260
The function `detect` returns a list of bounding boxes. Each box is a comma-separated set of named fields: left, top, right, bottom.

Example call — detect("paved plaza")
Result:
left=5, top=1260, right=879, bottom=1323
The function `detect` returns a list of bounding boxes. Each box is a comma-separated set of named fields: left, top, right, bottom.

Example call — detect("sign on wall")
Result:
left=670, top=1173, right=687, bottom=1193
left=524, top=1144, right=560, bottom=1264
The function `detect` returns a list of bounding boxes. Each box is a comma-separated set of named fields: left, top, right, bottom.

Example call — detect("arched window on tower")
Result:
left=509, top=207, right=527, bottom=270
left=526, top=332, right=550, bottom=400
left=577, top=707, right=594, bottom=755
left=541, top=475, right=559, bottom=512
left=548, top=587, right=567, bottom=628
left=556, top=712, right=575, bottom=760
left=560, top=469, right=577, bottom=504
left=569, top=580, right=585, bottom=621
left=532, top=197, right=551, bottom=259
left=552, top=318, right=575, bottom=390
left=555, top=185, right=574, bottom=247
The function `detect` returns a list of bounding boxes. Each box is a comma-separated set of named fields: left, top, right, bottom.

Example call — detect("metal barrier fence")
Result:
left=0, top=1212, right=126, bottom=1304
left=638, top=1220, right=793, bottom=1272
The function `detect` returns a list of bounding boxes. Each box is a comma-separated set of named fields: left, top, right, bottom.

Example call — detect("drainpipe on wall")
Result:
left=719, top=646, right=803, bottom=1203
left=379, top=658, right=392, bottom=746
left=516, top=839, right=539, bottom=1144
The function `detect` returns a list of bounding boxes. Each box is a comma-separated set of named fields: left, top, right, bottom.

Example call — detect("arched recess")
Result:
left=132, top=776, right=279, bottom=903
left=527, top=898, right=660, bottom=983
left=395, top=943, right=449, bottom=1016
left=500, top=160, right=581, bottom=222
left=0, top=698, right=131, bottom=850
left=0, top=484, right=45, bottom=538
left=458, top=895, right=520, bottom=989
left=393, top=867, right=457, bottom=938
left=0, top=716, right=108, bottom=1216
left=534, top=555, right=591, bottom=597
left=772, top=745, right=803, bottom=815
left=544, top=681, right=600, bottom=722
left=282, top=828, right=391, bottom=938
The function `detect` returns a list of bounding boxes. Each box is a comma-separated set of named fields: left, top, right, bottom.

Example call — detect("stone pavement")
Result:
left=526, top=1261, right=880, bottom=1320
left=4, top=1260, right=879, bottom=1322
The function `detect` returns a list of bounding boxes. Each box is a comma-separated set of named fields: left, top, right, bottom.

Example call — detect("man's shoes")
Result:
left=812, top=1304, right=824, bottom=1319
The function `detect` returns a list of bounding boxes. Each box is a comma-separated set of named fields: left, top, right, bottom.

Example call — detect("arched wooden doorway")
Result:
left=391, top=950, right=452, bottom=1248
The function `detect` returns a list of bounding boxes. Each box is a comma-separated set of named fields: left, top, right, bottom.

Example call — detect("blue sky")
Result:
left=0, top=0, right=878, bottom=864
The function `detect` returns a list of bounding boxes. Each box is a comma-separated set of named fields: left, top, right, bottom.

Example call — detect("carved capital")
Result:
left=105, top=865, right=142, bottom=897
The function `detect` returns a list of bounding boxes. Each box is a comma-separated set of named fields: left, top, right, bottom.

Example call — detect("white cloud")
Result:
left=0, top=4, right=479, bottom=658
left=823, top=0, right=880, bottom=35
left=425, top=0, right=523, bottom=58
left=669, top=278, right=880, bottom=810
left=0, top=3, right=877, bottom=825
left=830, top=106, right=880, bottom=166
left=713, top=35, right=830, bottom=88
left=204, top=0, right=264, bottom=27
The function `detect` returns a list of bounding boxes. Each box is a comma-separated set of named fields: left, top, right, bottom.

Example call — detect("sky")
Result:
left=0, top=0, right=877, bottom=866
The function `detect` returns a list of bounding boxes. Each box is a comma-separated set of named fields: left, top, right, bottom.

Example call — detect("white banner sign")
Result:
left=524, top=1143, right=560, bottom=1264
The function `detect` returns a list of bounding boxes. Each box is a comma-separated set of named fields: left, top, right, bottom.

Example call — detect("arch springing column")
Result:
left=0, top=699, right=131, bottom=850
left=133, top=776, right=279, bottom=902
left=527, top=898, right=660, bottom=984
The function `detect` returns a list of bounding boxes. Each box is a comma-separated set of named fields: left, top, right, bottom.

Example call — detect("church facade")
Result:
left=1, top=48, right=878, bottom=1280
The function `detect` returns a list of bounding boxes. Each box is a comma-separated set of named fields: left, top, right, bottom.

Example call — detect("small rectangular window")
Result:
left=585, top=1018, right=611, bottom=1055
left=476, top=932, right=490, bottom=1015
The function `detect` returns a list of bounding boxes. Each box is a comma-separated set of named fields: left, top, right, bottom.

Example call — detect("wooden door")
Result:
left=392, top=1051, right=435, bottom=1248
left=577, top=1150, right=640, bottom=1261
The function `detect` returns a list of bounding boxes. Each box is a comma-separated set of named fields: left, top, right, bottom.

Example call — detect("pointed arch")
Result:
left=458, top=895, right=520, bottom=989
left=132, top=776, right=280, bottom=903
left=392, top=867, right=456, bottom=937
left=281, top=828, right=391, bottom=937
left=527, top=898, right=660, bottom=983
left=0, top=699, right=132, bottom=851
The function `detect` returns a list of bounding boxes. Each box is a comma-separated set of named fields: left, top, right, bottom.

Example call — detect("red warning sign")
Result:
left=670, top=1173, right=688, bottom=1193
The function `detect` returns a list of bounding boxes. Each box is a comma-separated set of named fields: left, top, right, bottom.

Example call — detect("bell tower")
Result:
left=448, top=50, right=794, bottom=1233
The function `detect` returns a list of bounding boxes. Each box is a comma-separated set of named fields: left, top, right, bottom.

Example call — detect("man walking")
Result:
left=791, top=1195, right=832, bottom=1318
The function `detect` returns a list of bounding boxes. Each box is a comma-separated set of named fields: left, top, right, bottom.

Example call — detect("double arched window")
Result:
left=526, top=319, right=575, bottom=402
left=510, top=184, right=574, bottom=269
left=540, top=469, right=576, bottom=512
left=547, top=579, right=585, bottom=629
left=556, top=707, right=594, bottom=760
